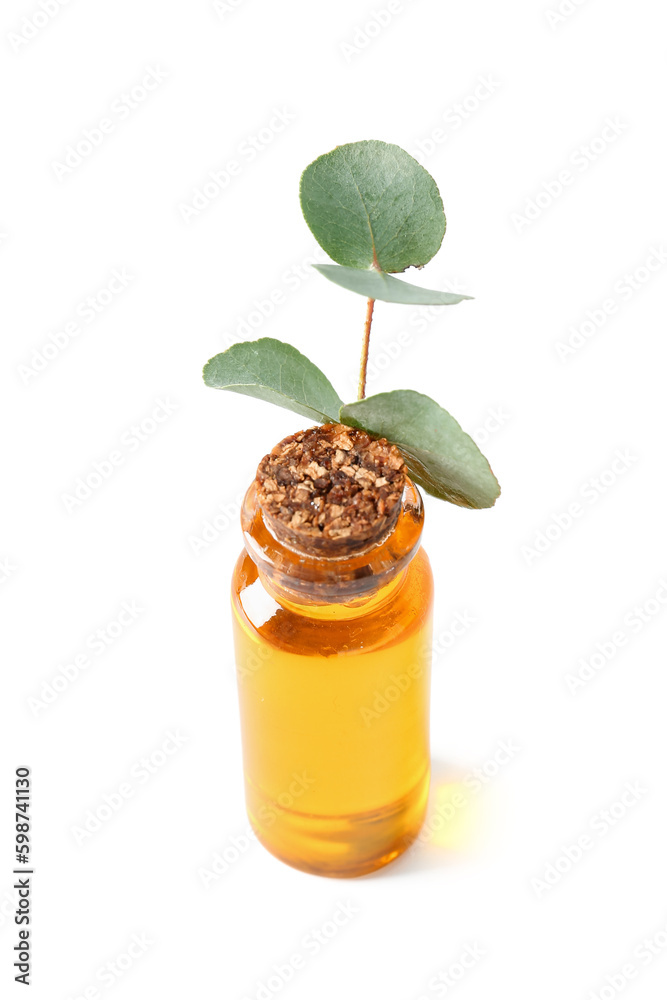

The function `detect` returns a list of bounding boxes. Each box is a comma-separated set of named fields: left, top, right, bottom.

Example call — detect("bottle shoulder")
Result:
left=231, top=547, right=433, bottom=655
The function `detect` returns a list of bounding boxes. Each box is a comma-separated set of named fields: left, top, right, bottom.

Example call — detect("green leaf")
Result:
left=340, top=390, right=500, bottom=509
left=313, top=264, right=472, bottom=306
left=300, top=140, right=446, bottom=273
left=203, top=338, right=343, bottom=424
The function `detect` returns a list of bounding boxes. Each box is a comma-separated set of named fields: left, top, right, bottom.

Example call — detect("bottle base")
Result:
left=245, top=770, right=430, bottom=878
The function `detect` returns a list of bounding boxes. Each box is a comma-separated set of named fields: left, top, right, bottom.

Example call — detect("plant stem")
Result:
left=357, top=297, right=375, bottom=400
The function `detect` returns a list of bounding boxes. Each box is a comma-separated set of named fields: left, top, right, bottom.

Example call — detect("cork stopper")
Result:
left=255, top=423, right=408, bottom=554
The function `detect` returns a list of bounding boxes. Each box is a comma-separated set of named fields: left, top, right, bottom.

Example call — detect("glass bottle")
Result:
left=231, top=477, right=433, bottom=877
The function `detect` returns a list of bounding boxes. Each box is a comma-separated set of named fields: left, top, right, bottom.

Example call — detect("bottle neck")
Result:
left=257, top=562, right=409, bottom=621
left=241, top=479, right=425, bottom=610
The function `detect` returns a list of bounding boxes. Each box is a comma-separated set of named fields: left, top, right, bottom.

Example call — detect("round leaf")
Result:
left=300, top=140, right=446, bottom=273
left=340, top=390, right=500, bottom=509
left=203, top=338, right=343, bottom=425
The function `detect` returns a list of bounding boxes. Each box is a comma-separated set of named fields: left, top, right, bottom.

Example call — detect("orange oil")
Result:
left=231, top=536, right=433, bottom=878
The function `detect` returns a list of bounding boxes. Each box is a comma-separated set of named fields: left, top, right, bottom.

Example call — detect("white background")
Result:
left=2, top=0, right=667, bottom=997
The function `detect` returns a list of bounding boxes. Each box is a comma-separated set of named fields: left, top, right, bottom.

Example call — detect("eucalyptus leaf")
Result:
left=300, top=140, right=446, bottom=273
left=340, top=390, right=500, bottom=509
left=314, top=264, right=472, bottom=306
left=203, top=338, right=343, bottom=424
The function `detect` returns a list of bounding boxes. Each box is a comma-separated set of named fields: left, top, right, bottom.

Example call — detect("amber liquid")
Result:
left=231, top=546, right=433, bottom=877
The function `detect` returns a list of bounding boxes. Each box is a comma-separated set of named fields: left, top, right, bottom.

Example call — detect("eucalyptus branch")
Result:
left=357, top=297, right=375, bottom=400
left=202, top=140, right=501, bottom=510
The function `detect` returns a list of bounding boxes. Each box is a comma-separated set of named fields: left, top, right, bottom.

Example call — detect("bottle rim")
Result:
left=241, top=478, right=425, bottom=602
